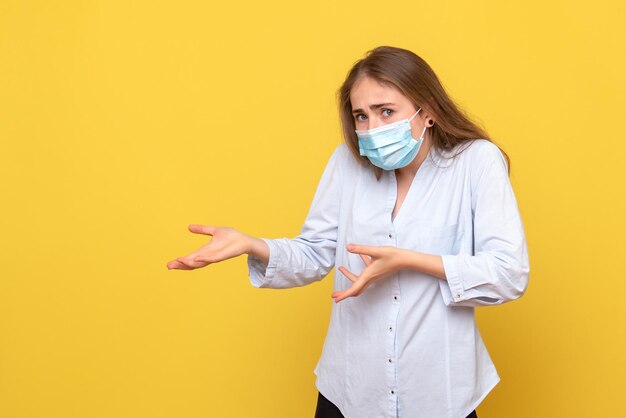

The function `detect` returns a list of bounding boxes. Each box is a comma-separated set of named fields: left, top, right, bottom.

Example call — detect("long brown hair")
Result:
left=337, top=46, right=510, bottom=180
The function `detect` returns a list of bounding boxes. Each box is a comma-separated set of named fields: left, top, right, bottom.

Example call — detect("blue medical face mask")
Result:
left=355, top=108, right=428, bottom=171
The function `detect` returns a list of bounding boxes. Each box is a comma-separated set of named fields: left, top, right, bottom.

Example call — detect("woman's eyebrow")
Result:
left=352, top=103, right=396, bottom=114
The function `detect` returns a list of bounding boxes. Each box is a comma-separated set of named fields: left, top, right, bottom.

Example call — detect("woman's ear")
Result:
left=420, top=109, right=435, bottom=126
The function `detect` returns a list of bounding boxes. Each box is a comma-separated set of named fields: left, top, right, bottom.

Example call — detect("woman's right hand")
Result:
left=166, top=224, right=254, bottom=270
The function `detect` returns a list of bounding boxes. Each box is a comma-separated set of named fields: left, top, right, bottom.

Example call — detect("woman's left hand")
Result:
left=332, top=244, right=408, bottom=303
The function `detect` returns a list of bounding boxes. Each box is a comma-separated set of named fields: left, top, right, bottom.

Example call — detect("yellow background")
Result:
left=1, top=1, right=624, bottom=417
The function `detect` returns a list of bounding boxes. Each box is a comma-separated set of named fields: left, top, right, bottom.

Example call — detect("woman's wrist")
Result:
left=247, top=236, right=270, bottom=264
left=397, top=248, right=447, bottom=280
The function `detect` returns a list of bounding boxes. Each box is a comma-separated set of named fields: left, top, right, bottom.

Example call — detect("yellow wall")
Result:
left=1, top=1, right=624, bottom=417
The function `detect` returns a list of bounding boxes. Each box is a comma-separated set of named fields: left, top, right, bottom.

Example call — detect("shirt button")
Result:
left=388, top=358, right=392, bottom=363
left=389, top=326, right=392, bottom=331
left=394, top=296, right=398, bottom=300
left=391, top=390, right=395, bottom=395
left=388, top=234, right=392, bottom=238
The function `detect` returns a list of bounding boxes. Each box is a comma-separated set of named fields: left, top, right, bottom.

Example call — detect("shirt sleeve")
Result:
left=247, top=144, right=345, bottom=289
left=439, top=141, right=530, bottom=307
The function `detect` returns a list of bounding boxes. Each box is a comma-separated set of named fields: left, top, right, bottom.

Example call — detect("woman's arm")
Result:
left=246, top=144, right=347, bottom=289
left=333, top=142, right=529, bottom=306
left=332, top=245, right=446, bottom=302
left=169, top=145, right=347, bottom=286
left=247, top=237, right=270, bottom=265
left=438, top=142, right=530, bottom=307
left=399, top=251, right=446, bottom=280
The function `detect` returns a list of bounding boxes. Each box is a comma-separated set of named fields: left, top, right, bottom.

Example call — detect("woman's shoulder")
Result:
left=330, top=141, right=361, bottom=173
left=446, top=139, right=508, bottom=171
left=333, top=141, right=349, bottom=157
left=467, top=138, right=504, bottom=155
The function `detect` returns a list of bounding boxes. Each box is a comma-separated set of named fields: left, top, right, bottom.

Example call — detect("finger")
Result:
left=347, top=244, right=380, bottom=257
left=332, top=283, right=363, bottom=303
left=188, top=224, right=217, bottom=236
left=166, top=260, right=195, bottom=270
left=176, top=256, right=206, bottom=268
left=338, top=266, right=358, bottom=282
left=332, top=292, right=347, bottom=303
left=332, top=276, right=367, bottom=298
left=332, top=289, right=351, bottom=303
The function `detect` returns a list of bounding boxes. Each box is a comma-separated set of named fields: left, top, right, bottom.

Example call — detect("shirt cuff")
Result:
left=440, top=254, right=465, bottom=304
left=247, top=238, right=279, bottom=288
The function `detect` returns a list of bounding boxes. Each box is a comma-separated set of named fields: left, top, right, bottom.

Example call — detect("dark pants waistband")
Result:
left=314, top=391, right=478, bottom=418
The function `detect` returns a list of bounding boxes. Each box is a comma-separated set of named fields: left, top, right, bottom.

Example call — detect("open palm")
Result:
left=166, top=224, right=251, bottom=270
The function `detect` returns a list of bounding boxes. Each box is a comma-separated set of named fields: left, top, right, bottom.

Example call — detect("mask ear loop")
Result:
left=418, top=125, right=428, bottom=140
left=409, top=108, right=428, bottom=141
left=408, top=108, right=422, bottom=122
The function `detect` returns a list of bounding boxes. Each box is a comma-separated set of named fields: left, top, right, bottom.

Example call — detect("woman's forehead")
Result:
left=350, top=77, right=407, bottom=107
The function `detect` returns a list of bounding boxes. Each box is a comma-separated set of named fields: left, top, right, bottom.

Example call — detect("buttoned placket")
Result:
left=384, top=170, right=404, bottom=417
left=386, top=219, right=400, bottom=417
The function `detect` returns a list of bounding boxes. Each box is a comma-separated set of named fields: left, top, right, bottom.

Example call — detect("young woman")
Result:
left=167, top=46, right=530, bottom=418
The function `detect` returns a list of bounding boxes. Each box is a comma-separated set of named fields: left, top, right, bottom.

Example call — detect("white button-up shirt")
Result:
left=247, top=139, right=530, bottom=418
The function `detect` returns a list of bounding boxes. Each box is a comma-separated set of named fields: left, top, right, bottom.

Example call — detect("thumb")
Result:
left=188, top=224, right=217, bottom=236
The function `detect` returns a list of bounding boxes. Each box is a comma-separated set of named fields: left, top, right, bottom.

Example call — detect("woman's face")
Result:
left=350, top=75, right=429, bottom=140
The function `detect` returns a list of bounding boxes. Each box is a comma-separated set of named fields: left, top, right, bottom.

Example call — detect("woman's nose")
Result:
left=367, top=119, right=385, bottom=130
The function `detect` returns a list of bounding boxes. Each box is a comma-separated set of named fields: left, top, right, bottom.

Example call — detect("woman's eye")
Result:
left=355, top=114, right=367, bottom=121
left=382, top=109, right=394, bottom=117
